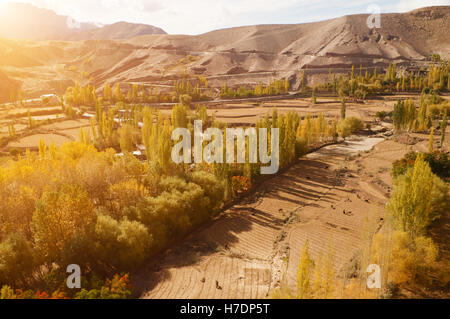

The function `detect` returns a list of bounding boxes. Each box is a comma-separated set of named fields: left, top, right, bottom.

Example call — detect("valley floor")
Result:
left=133, top=136, right=414, bottom=299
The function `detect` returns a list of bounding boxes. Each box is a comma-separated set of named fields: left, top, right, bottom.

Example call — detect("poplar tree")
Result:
left=388, top=154, right=442, bottom=237
left=340, top=99, right=346, bottom=120
left=114, top=83, right=123, bottom=102
left=119, top=124, right=134, bottom=153
left=158, top=120, right=172, bottom=173
left=284, top=79, right=290, bottom=92
left=428, top=127, right=434, bottom=153
left=440, top=110, right=447, bottom=149
left=302, top=71, right=306, bottom=91
left=103, top=83, right=112, bottom=101
left=38, top=139, right=47, bottom=160
left=142, top=109, right=154, bottom=159
left=297, top=240, right=313, bottom=299
left=90, top=118, right=98, bottom=141
left=28, top=110, right=33, bottom=128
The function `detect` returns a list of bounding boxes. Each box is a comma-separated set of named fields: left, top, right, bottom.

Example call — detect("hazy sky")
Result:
left=0, top=0, right=449, bottom=34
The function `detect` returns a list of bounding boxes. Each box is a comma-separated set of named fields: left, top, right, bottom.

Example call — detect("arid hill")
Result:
left=0, top=6, right=448, bottom=101
left=65, top=22, right=167, bottom=41
left=0, top=2, right=97, bottom=40
left=0, top=3, right=166, bottom=41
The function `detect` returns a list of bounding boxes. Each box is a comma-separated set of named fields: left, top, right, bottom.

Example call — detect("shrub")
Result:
left=95, top=215, right=152, bottom=271
left=372, top=231, right=438, bottom=286
left=74, top=274, right=132, bottom=299
left=393, top=151, right=450, bottom=179
left=31, top=184, right=96, bottom=264
left=0, top=286, right=16, bottom=299
left=295, top=137, right=309, bottom=157
left=338, top=117, right=364, bottom=137
left=0, top=233, right=35, bottom=287
left=376, top=111, right=388, bottom=122
left=232, top=176, right=251, bottom=194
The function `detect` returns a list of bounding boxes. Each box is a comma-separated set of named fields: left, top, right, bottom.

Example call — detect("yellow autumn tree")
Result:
left=31, top=184, right=95, bottom=264
left=388, top=154, right=446, bottom=238
left=297, top=240, right=314, bottom=299
left=428, top=127, right=434, bottom=153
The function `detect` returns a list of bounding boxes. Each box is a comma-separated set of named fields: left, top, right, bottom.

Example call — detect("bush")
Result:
left=95, top=215, right=151, bottom=271
left=232, top=176, right=250, bottom=194
left=74, top=274, right=132, bottom=299
left=393, top=151, right=450, bottom=179
left=295, top=137, right=309, bottom=157
left=31, top=184, right=96, bottom=264
left=372, top=231, right=438, bottom=286
left=338, top=117, right=364, bottom=137
left=0, top=233, right=35, bottom=287
left=376, top=111, right=388, bottom=122
left=354, top=88, right=368, bottom=100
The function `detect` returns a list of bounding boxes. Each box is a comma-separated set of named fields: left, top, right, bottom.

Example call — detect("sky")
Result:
left=0, top=0, right=449, bottom=35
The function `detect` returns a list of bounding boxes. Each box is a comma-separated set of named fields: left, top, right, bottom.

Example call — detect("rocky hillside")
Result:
left=0, top=6, right=448, bottom=100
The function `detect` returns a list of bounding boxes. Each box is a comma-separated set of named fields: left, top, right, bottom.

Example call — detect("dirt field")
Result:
left=130, top=93, right=450, bottom=299
left=155, top=96, right=394, bottom=127
left=3, top=118, right=90, bottom=151
left=132, top=135, right=415, bottom=299
left=8, top=133, right=72, bottom=148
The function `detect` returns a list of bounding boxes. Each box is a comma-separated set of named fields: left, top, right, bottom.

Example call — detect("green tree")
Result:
left=388, top=154, right=448, bottom=237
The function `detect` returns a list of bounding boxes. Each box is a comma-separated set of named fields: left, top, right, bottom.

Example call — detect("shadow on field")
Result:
left=132, top=159, right=340, bottom=298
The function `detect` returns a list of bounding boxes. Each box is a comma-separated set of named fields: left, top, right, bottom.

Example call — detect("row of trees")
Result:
left=370, top=151, right=449, bottom=291
left=316, top=61, right=450, bottom=101
left=174, top=78, right=211, bottom=101
left=393, top=93, right=448, bottom=140
left=220, top=79, right=290, bottom=99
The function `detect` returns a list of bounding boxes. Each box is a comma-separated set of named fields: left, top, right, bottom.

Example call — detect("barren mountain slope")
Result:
left=0, top=2, right=97, bottom=41
left=0, top=3, right=166, bottom=42
left=0, top=6, right=448, bottom=101
left=65, top=22, right=167, bottom=41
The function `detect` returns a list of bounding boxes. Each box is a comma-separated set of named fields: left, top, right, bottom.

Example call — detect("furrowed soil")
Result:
left=133, top=136, right=415, bottom=299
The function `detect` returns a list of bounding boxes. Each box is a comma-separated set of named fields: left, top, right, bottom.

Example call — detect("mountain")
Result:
left=98, top=6, right=450, bottom=86
left=65, top=22, right=166, bottom=41
left=0, top=6, right=448, bottom=101
left=0, top=2, right=97, bottom=40
left=0, top=2, right=166, bottom=41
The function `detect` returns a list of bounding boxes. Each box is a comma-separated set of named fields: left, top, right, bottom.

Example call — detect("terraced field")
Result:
left=134, top=137, right=411, bottom=299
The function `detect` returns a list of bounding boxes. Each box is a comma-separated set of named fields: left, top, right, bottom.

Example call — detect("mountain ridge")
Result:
left=0, top=2, right=166, bottom=41
left=0, top=5, right=448, bottom=101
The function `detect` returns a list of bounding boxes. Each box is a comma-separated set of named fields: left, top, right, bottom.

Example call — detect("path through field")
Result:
left=134, top=137, right=410, bottom=299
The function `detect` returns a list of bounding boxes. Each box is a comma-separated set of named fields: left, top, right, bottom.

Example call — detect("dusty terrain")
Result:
left=0, top=6, right=449, bottom=101
left=132, top=136, right=408, bottom=299
left=130, top=93, right=448, bottom=299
